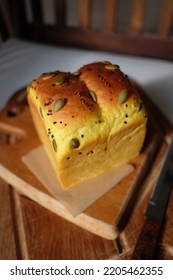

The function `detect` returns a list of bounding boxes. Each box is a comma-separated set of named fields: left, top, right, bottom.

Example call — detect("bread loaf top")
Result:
left=28, top=61, right=147, bottom=158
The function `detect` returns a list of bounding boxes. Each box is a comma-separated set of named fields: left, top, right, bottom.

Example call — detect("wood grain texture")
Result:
left=119, top=182, right=173, bottom=260
left=0, top=180, right=17, bottom=260
left=0, top=87, right=173, bottom=259
left=79, top=0, right=91, bottom=29
left=103, top=0, right=118, bottom=32
left=21, top=196, right=117, bottom=260
left=157, top=186, right=173, bottom=259
left=25, top=26, right=173, bottom=61
left=130, top=0, right=146, bottom=35
left=6, top=0, right=173, bottom=60
left=10, top=189, right=29, bottom=259
left=157, top=0, right=173, bottom=38
left=0, top=86, right=163, bottom=240
left=131, top=219, right=160, bottom=260
left=0, top=130, right=17, bottom=259
left=118, top=93, right=173, bottom=259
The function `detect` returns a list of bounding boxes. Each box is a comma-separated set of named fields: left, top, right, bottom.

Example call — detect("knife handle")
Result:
left=131, top=219, right=160, bottom=260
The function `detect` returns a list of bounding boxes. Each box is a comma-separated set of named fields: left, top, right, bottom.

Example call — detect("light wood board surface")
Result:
left=0, top=86, right=173, bottom=259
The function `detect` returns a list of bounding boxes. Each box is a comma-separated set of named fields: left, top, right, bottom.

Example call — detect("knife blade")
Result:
left=131, top=136, right=173, bottom=260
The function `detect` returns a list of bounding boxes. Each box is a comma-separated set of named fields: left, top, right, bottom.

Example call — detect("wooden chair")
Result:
left=0, top=0, right=14, bottom=44
left=3, top=0, right=173, bottom=60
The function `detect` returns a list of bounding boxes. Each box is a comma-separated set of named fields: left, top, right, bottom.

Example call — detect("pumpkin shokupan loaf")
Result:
left=27, top=61, right=147, bottom=190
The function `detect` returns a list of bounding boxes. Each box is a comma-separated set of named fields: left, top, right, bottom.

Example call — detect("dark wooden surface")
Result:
left=0, top=177, right=173, bottom=260
left=0, top=178, right=119, bottom=260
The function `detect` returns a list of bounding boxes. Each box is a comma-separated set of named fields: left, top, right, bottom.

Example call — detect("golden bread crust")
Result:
left=27, top=61, right=147, bottom=189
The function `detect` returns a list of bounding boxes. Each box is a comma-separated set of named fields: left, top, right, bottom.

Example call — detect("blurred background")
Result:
left=20, top=0, right=168, bottom=33
left=0, top=0, right=173, bottom=56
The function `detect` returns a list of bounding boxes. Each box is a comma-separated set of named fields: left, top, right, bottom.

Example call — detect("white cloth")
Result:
left=0, top=38, right=173, bottom=124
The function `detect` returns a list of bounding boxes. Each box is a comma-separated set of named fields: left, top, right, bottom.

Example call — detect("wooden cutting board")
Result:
left=0, top=87, right=172, bottom=240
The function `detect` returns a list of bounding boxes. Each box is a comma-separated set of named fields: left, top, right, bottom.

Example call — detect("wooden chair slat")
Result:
left=0, top=0, right=14, bottom=41
left=26, top=25, right=173, bottom=60
left=30, top=0, right=43, bottom=24
left=157, top=0, right=173, bottom=38
left=54, top=0, right=66, bottom=26
left=130, top=0, right=146, bottom=35
left=9, top=0, right=26, bottom=37
left=103, top=0, right=118, bottom=33
left=79, top=0, right=91, bottom=29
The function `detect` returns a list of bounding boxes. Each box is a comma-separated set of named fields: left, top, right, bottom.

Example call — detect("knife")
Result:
left=131, top=136, right=173, bottom=260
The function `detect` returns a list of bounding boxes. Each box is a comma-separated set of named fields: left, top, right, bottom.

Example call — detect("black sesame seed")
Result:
left=81, top=134, right=84, bottom=138
left=53, top=121, right=57, bottom=124
left=125, top=114, right=128, bottom=118
left=66, top=156, right=71, bottom=160
left=124, top=121, right=127, bottom=124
